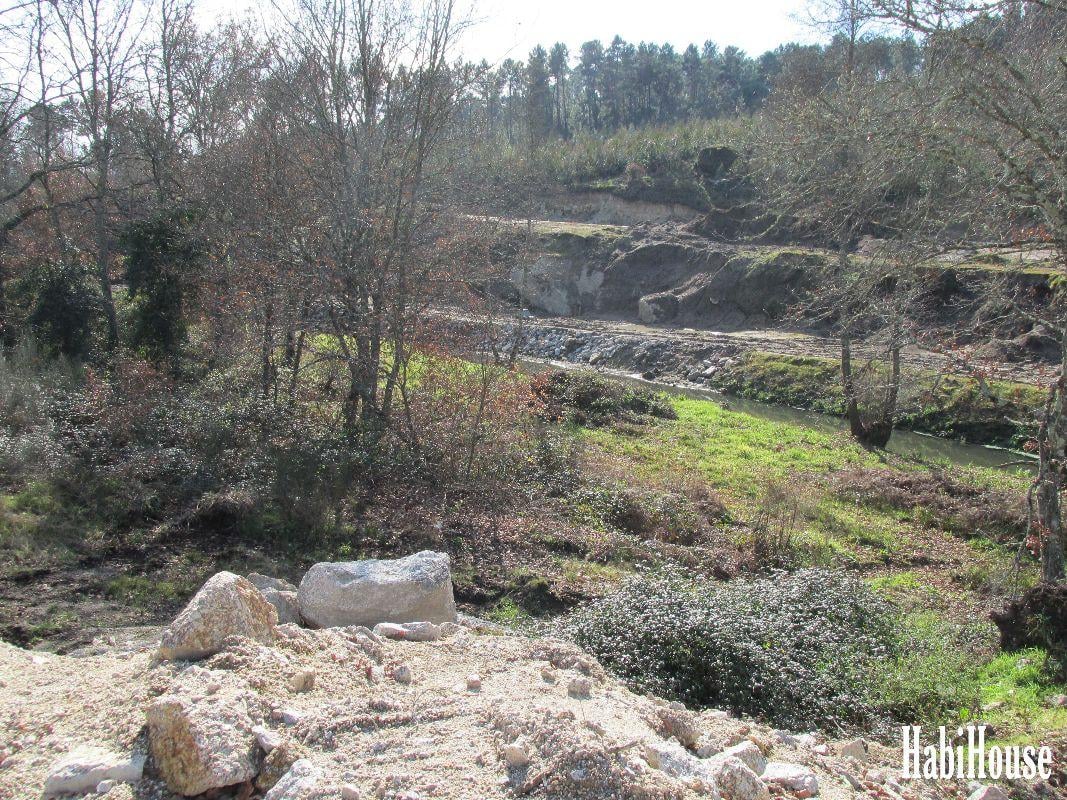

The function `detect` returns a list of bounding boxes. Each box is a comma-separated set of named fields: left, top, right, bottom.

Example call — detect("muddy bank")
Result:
left=477, top=315, right=1044, bottom=452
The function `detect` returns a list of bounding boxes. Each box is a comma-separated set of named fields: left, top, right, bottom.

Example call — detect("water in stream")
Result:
left=522, top=358, right=1038, bottom=475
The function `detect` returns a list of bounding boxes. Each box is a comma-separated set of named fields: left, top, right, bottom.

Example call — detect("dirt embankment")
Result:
left=500, top=221, right=1055, bottom=369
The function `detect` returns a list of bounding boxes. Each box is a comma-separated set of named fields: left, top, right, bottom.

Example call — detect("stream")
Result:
left=521, top=358, right=1039, bottom=475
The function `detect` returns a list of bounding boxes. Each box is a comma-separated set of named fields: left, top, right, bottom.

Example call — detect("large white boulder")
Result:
left=159, top=571, right=277, bottom=661
left=298, top=551, right=456, bottom=629
left=146, top=691, right=260, bottom=796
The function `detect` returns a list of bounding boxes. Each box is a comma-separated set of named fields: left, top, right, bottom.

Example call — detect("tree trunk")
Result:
left=1035, top=335, right=1067, bottom=583
left=94, top=153, right=118, bottom=350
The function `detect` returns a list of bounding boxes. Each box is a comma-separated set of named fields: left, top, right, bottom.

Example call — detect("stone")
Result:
left=341, top=785, right=361, bottom=800
left=812, top=744, right=829, bottom=756
left=264, top=759, right=321, bottom=800
left=391, top=663, right=413, bottom=684
left=718, top=741, right=767, bottom=776
left=263, top=590, right=301, bottom=625
left=253, top=726, right=285, bottom=753
left=763, top=762, right=819, bottom=797
left=646, top=705, right=701, bottom=748
left=298, top=551, right=456, bottom=629
left=839, top=738, right=868, bottom=763
left=272, top=707, right=304, bottom=726
left=146, top=691, right=259, bottom=796
left=95, top=779, right=117, bottom=794
left=503, top=738, right=531, bottom=768
left=42, top=748, right=145, bottom=797
left=373, top=621, right=442, bottom=642
left=708, top=756, right=769, bottom=800
left=247, top=573, right=297, bottom=592
left=567, top=677, right=592, bottom=698
left=1048, top=694, right=1067, bottom=708
left=466, top=674, right=482, bottom=691
left=288, top=670, right=315, bottom=693
left=256, top=742, right=304, bottom=793
left=159, top=571, right=277, bottom=661
left=968, top=787, right=1010, bottom=800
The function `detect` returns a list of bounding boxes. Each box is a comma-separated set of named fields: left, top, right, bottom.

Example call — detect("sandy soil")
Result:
left=0, top=623, right=967, bottom=800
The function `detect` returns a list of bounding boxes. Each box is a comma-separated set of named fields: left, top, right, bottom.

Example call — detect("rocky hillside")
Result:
left=0, top=553, right=991, bottom=800
left=500, top=221, right=1055, bottom=366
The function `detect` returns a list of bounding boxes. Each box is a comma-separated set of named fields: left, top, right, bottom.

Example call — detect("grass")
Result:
left=714, top=351, right=1045, bottom=450
left=976, top=649, right=1067, bottom=745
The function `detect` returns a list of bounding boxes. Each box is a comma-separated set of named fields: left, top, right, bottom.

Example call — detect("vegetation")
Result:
left=715, top=352, right=1044, bottom=450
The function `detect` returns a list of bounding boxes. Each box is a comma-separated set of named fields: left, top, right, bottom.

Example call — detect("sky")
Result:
left=198, top=0, right=819, bottom=65
left=455, top=0, right=818, bottom=64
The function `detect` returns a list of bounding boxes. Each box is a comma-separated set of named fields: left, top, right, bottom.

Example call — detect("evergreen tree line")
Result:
left=456, top=32, right=922, bottom=144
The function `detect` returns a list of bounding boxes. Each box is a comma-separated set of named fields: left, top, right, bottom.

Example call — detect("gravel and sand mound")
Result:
left=0, top=556, right=970, bottom=800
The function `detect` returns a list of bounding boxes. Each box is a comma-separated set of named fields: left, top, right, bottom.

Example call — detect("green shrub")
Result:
left=565, top=568, right=998, bottom=733
left=532, top=369, right=676, bottom=426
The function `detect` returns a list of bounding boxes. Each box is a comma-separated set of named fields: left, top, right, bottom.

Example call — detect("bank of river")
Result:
left=521, top=357, right=1038, bottom=474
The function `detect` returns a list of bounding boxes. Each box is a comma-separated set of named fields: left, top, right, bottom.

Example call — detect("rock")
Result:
left=247, top=573, right=297, bottom=593
left=968, top=787, right=1010, bottom=800
left=288, top=670, right=315, bottom=693
left=812, top=744, right=829, bottom=756
left=646, top=705, right=701, bottom=748
left=763, top=762, right=819, bottom=797
left=341, top=785, right=361, bottom=800
left=263, top=590, right=301, bottom=625
left=466, top=674, right=482, bottom=691
left=158, top=571, right=277, bottom=661
left=373, top=621, right=442, bottom=641
left=503, top=738, right=531, bottom=768
left=42, top=748, right=145, bottom=797
left=95, top=779, right=117, bottom=794
left=839, top=738, right=868, bottom=763
left=146, top=691, right=259, bottom=796
left=264, top=758, right=321, bottom=800
left=253, top=726, right=285, bottom=753
left=718, top=741, right=767, bottom=775
left=391, top=663, right=413, bottom=684
left=1048, top=694, right=1067, bottom=708
left=298, top=551, right=456, bottom=629
left=866, top=768, right=887, bottom=784
left=256, top=741, right=305, bottom=793
left=567, top=677, right=592, bottom=698
left=272, top=707, right=304, bottom=726
left=708, top=756, right=769, bottom=800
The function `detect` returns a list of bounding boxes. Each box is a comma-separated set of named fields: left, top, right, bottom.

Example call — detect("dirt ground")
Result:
left=0, top=622, right=973, bottom=800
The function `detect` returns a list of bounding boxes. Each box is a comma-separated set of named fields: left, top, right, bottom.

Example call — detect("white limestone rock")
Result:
left=298, top=551, right=456, bottom=629
left=159, top=571, right=277, bottom=661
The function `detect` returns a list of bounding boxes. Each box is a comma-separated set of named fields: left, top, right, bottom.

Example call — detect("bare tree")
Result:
left=272, top=0, right=471, bottom=436
left=50, top=0, right=148, bottom=349
left=864, top=0, right=1065, bottom=581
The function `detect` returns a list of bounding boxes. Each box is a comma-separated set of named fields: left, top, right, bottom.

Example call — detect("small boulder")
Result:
left=466, top=674, right=482, bottom=691
left=298, top=552, right=456, bottom=629
left=247, top=573, right=297, bottom=592
left=264, top=759, right=321, bottom=800
left=146, top=692, right=260, bottom=796
left=1048, top=694, right=1067, bottom=708
left=763, top=762, right=819, bottom=797
left=708, top=756, right=769, bottom=800
left=159, top=571, right=277, bottom=661
left=718, top=741, right=767, bottom=776
left=503, top=738, right=531, bottom=769
left=839, top=738, right=868, bottom=763
left=968, top=787, right=1010, bottom=800
left=373, top=621, right=441, bottom=642
left=567, top=677, right=592, bottom=698
left=42, top=748, right=145, bottom=797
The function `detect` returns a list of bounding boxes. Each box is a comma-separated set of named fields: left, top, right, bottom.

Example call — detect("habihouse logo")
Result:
left=902, top=726, right=1054, bottom=781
